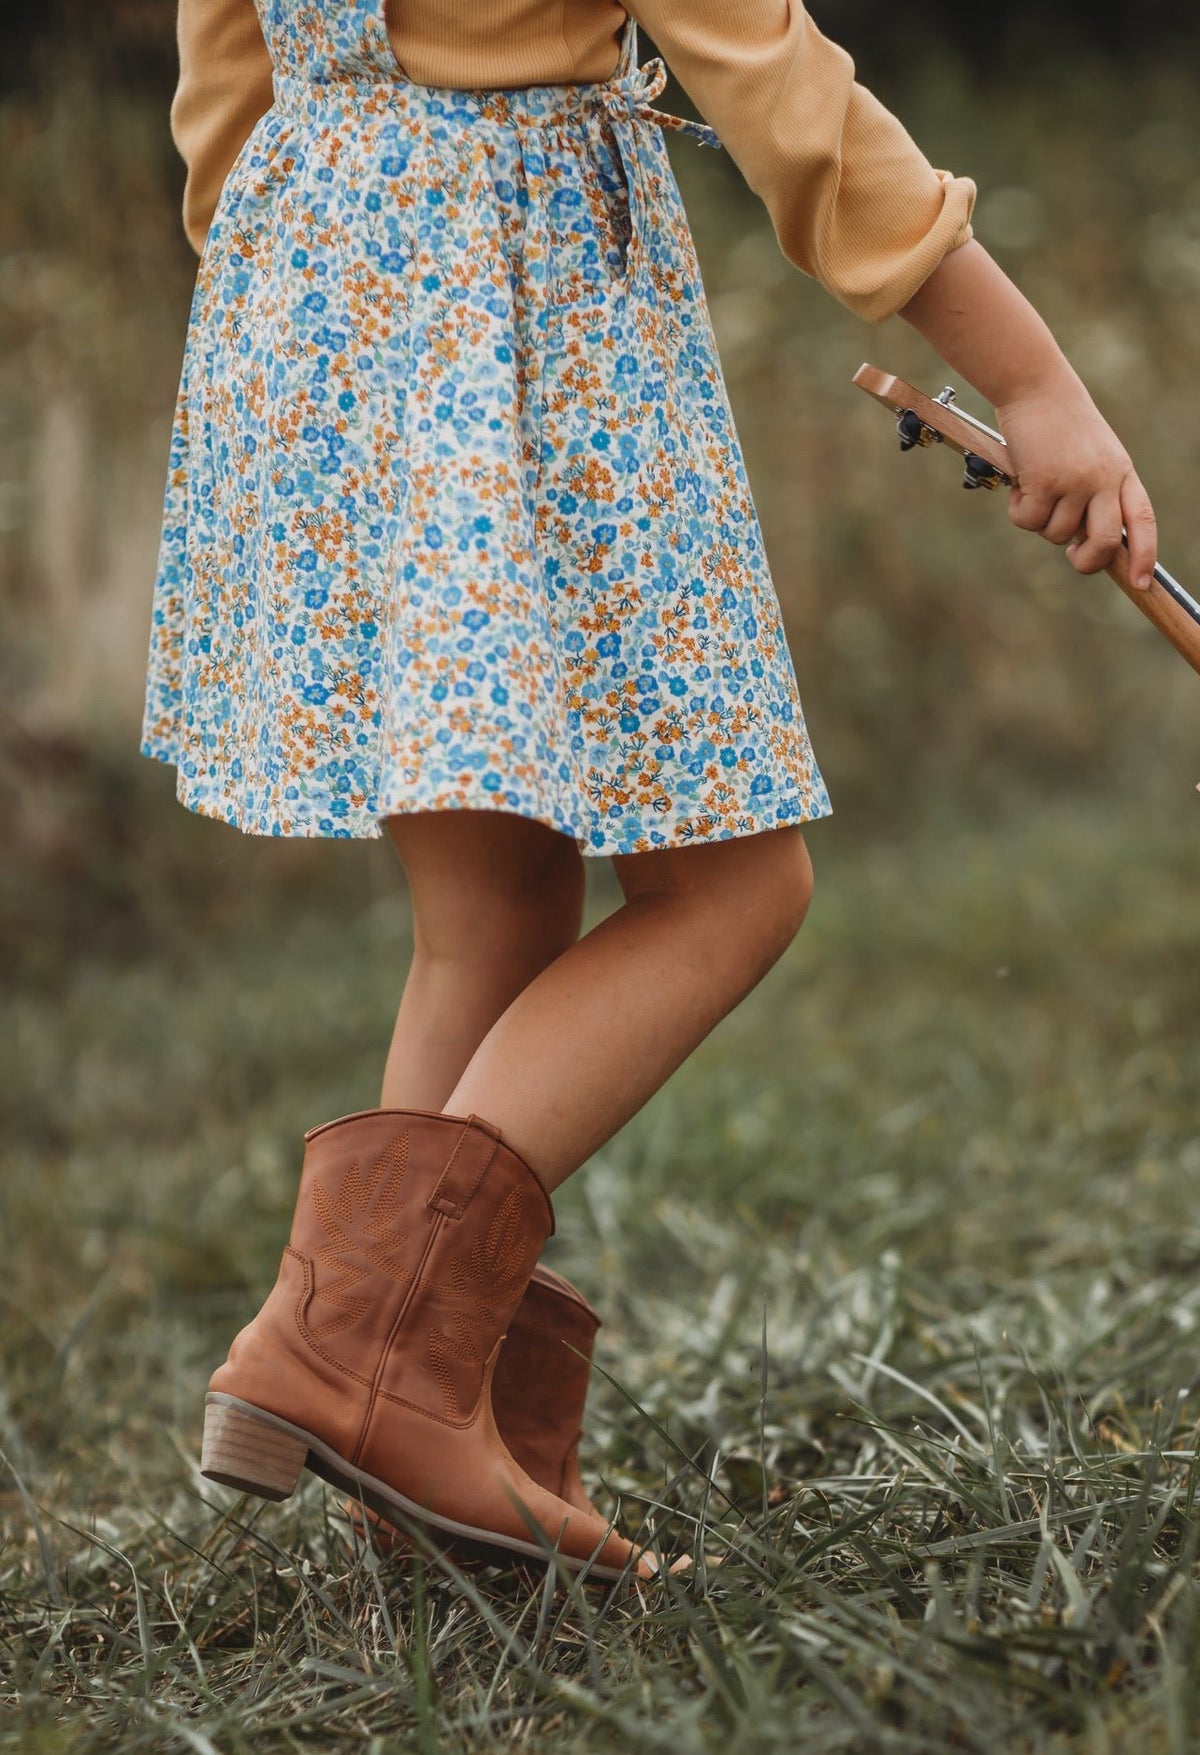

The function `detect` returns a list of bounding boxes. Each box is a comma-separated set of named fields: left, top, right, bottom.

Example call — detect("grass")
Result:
left=5, top=20, right=1200, bottom=1749
left=4, top=784, right=1200, bottom=1751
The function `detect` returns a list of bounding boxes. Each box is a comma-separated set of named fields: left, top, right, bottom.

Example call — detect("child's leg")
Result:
left=204, top=808, right=809, bottom=1577
left=380, top=810, right=586, bottom=1110
left=388, top=811, right=814, bottom=1191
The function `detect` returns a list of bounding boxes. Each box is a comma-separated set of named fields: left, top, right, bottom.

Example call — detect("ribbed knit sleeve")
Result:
left=629, top=0, right=976, bottom=322
left=172, top=0, right=275, bottom=255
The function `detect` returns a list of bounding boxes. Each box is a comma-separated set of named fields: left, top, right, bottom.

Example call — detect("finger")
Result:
left=1040, top=496, right=1089, bottom=547
left=1120, top=471, right=1158, bottom=589
left=1064, top=490, right=1124, bottom=575
left=1007, top=482, right=1056, bottom=533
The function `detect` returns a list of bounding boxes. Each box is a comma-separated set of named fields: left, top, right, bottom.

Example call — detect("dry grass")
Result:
left=4, top=791, right=1200, bottom=1752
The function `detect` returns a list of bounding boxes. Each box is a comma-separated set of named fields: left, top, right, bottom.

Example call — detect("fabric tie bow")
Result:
left=601, top=55, right=722, bottom=149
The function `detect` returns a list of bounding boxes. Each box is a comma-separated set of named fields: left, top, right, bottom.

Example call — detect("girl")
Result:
left=143, top=0, right=1158, bottom=1583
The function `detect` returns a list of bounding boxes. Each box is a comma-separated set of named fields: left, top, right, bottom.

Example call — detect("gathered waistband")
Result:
left=271, top=58, right=720, bottom=148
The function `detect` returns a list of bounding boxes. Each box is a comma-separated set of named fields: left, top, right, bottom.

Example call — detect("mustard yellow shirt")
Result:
left=172, top=0, right=976, bottom=323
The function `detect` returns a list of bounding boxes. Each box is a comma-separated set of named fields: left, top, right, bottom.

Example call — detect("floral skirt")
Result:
left=140, top=5, right=831, bottom=852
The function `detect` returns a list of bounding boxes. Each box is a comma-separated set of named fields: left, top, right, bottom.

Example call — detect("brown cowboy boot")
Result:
left=493, top=1265, right=601, bottom=1514
left=200, top=1108, right=647, bottom=1581
left=346, top=1261, right=602, bottom=1553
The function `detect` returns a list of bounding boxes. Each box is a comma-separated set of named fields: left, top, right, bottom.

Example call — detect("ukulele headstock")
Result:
left=851, top=362, right=1200, bottom=747
left=856, top=365, right=1014, bottom=492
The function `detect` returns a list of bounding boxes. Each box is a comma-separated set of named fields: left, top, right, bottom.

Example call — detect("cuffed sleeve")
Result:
left=172, top=0, right=276, bottom=255
left=628, top=0, right=976, bottom=322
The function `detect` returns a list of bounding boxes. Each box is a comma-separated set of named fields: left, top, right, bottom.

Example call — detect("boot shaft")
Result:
left=206, top=1110, right=648, bottom=1580
left=214, top=1108, right=555, bottom=1448
left=493, top=1268, right=600, bottom=1500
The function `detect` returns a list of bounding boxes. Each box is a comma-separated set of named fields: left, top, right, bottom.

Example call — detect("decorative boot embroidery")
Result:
left=306, top=1129, right=414, bottom=1337
left=425, top=1185, right=536, bottom=1420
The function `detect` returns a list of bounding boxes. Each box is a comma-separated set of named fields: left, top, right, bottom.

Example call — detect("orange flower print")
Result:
left=141, top=5, right=831, bottom=850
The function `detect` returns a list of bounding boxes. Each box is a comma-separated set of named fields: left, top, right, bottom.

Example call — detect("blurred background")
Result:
left=4, top=9, right=1200, bottom=1744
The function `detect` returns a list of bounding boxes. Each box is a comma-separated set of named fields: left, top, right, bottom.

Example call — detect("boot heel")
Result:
left=201, top=1397, right=307, bottom=1501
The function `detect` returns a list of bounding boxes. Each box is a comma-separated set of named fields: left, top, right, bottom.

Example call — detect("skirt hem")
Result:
left=141, top=742, right=832, bottom=856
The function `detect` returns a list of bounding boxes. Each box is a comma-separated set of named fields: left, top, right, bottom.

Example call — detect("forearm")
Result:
left=896, top=239, right=1157, bottom=586
left=898, top=239, right=1077, bottom=408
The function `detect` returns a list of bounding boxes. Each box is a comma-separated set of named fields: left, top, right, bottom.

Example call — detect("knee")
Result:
left=482, top=877, right=585, bottom=974
left=681, top=828, right=813, bottom=983
left=619, top=824, right=813, bottom=972
left=741, top=829, right=814, bottom=966
left=413, top=841, right=585, bottom=977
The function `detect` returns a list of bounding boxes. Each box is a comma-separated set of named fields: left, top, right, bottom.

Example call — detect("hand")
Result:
left=995, top=375, right=1158, bottom=589
left=899, top=242, right=1158, bottom=589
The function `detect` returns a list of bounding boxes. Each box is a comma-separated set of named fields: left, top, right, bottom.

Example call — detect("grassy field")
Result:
left=5, top=14, right=1200, bottom=1751
left=4, top=785, right=1200, bottom=1753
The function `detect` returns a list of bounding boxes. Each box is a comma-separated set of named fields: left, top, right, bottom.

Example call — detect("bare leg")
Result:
left=380, top=809, right=586, bottom=1110
left=387, top=811, right=814, bottom=1191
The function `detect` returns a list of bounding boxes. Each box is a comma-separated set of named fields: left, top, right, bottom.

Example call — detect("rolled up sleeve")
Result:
left=629, top=0, right=976, bottom=323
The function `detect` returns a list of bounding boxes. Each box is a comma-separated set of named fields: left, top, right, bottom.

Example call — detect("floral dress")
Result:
left=141, top=0, right=832, bottom=852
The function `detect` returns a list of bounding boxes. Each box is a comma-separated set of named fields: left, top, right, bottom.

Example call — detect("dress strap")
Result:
left=615, top=15, right=640, bottom=78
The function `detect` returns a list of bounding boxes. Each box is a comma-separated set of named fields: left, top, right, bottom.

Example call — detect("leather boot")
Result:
left=200, top=1108, right=647, bottom=1581
left=493, top=1265, right=601, bottom=1515
left=346, top=1261, right=602, bottom=1553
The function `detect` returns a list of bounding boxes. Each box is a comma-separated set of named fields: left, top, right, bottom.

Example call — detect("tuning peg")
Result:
left=897, top=409, right=940, bottom=452
left=897, top=410, right=923, bottom=451
left=962, top=451, right=1005, bottom=491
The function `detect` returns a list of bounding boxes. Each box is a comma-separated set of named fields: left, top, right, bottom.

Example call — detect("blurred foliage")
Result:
left=4, top=0, right=1198, bottom=93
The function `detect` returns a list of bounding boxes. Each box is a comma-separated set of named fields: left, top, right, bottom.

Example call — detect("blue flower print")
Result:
left=140, top=0, right=831, bottom=850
